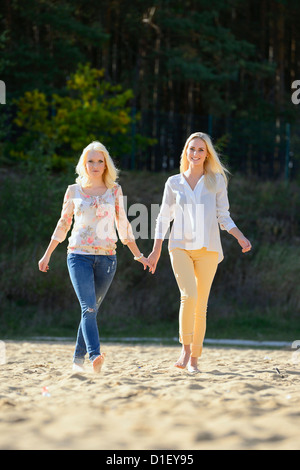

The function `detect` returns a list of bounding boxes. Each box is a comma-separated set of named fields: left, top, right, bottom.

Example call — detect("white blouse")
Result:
left=154, top=173, right=236, bottom=263
left=51, top=183, right=135, bottom=255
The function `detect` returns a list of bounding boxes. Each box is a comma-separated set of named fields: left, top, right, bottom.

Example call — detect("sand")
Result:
left=0, top=340, right=299, bottom=450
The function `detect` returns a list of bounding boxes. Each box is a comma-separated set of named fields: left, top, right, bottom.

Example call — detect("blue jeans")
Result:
left=67, top=253, right=117, bottom=364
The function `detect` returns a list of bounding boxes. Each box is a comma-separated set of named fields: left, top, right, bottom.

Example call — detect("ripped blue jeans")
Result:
left=67, top=253, right=117, bottom=364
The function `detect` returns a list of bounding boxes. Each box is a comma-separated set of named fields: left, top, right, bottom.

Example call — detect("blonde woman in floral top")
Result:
left=39, top=141, right=149, bottom=373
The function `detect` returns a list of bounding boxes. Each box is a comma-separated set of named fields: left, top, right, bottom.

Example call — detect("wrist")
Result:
left=134, top=253, right=144, bottom=261
left=229, top=227, right=243, bottom=240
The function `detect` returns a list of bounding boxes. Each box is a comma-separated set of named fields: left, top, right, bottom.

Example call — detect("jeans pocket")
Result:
left=106, top=255, right=117, bottom=262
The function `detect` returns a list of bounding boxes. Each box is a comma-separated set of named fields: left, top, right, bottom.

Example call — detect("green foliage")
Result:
left=2, top=0, right=299, bottom=121
left=11, top=63, right=154, bottom=169
left=1, top=0, right=109, bottom=97
left=1, top=0, right=300, bottom=177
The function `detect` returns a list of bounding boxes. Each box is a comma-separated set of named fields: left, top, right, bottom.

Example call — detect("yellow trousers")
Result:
left=170, top=247, right=219, bottom=358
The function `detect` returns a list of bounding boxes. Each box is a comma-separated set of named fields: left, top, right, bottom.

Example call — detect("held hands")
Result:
left=134, top=250, right=160, bottom=274
left=136, top=255, right=152, bottom=271
left=147, top=250, right=161, bottom=274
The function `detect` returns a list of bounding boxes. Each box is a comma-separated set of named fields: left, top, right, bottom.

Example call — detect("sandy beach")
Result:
left=0, top=340, right=299, bottom=450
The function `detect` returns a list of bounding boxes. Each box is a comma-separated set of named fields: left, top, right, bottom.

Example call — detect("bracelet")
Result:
left=134, top=253, right=144, bottom=261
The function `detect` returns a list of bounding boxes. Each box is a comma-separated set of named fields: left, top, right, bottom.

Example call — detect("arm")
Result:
left=229, top=226, right=252, bottom=253
left=38, top=239, right=59, bottom=272
left=38, top=186, right=74, bottom=273
left=126, top=240, right=150, bottom=270
left=216, top=176, right=251, bottom=254
left=148, top=179, right=175, bottom=274
left=148, top=239, right=163, bottom=274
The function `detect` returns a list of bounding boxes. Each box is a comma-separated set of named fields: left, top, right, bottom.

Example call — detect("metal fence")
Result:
left=126, top=111, right=299, bottom=180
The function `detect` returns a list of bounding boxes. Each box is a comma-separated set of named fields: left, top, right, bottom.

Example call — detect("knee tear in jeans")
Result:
left=87, top=307, right=95, bottom=313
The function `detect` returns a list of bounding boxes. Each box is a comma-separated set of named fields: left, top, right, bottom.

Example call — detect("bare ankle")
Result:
left=190, top=356, right=198, bottom=366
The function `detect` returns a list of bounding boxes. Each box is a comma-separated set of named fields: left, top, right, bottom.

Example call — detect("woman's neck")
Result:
left=185, top=165, right=204, bottom=179
left=81, top=177, right=108, bottom=196
left=87, top=177, right=106, bottom=189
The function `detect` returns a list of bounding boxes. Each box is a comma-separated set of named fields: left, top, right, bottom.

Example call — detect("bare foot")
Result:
left=187, top=357, right=200, bottom=374
left=93, top=353, right=106, bottom=374
left=72, top=363, right=85, bottom=372
left=174, top=345, right=191, bottom=369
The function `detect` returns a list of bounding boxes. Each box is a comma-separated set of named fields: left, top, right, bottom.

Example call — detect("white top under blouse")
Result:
left=51, top=183, right=135, bottom=255
left=154, top=173, right=236, bottom=263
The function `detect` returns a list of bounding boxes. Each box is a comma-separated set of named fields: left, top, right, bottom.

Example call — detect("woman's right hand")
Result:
left=38, top=254, right=50, bottom=273
left=147, top=250, right=161, bottom=274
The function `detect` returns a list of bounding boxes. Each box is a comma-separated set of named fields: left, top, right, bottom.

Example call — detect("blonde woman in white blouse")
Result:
left=148, top=132, right=251, bottom=374
left=39, top=141, right=149, bottom=373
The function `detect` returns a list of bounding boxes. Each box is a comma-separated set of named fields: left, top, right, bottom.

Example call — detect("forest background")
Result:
left=0, top=0, right=299, bottom=342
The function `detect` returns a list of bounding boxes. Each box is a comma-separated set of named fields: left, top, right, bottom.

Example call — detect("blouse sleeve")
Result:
left=51, top=186, right=75, bottom=242
left=154, top=178, right=176, bottom=240
left=216, top=175, right=236, bottom=232
left=114, top=185, right=135, bottom=245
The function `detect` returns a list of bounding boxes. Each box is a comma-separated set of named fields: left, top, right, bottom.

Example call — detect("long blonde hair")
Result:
left=180, top=132, right=229, bottom=191
left=75, top=141, right=119, bottom=188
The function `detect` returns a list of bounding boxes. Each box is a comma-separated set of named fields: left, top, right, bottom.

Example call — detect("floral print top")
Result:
left=51, top=183, right=135, bottom=255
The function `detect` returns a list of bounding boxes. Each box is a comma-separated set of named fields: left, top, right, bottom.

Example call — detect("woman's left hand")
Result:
left=238, top=236, right=252, bottom=253
left=137, top=256, right=152, bottom=271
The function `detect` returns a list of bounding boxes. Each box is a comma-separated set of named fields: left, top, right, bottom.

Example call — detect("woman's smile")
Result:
left=187, top=138, right=208, bottom=166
